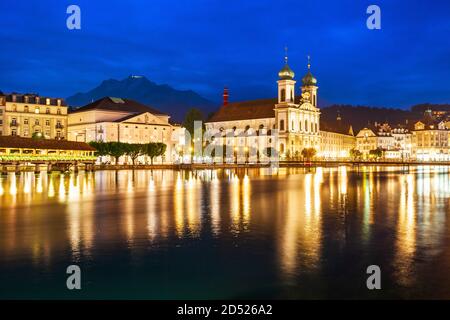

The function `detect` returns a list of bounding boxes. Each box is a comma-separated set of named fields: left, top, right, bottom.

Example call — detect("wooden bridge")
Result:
left=0, top=136, right=96, bottom=173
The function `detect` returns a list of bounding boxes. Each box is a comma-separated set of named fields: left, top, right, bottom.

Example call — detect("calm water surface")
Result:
left=1, top=166, right=450, bottom=299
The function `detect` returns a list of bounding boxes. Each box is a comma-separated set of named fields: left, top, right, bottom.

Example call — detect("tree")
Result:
left=182, top=108, right=204, bottom=138
left=369, top=147, right=383, bottom=159
left=89, top=141, right=109, bottom=157
left=124, top=143, right=144, bottom=166
left=144, top=143, right=167, bottom=165
left=301, top=148, right=317, bottom=161
left=107, top=142, right=127, bottom=165
left=144, top=143, right=158, bottom=165
left=156, top=142, right=167, bottom=163
left=350, top=148, right=362, bottom=160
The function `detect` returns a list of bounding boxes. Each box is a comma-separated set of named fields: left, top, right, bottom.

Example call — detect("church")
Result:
left=205, top=56, right=355, bottom=160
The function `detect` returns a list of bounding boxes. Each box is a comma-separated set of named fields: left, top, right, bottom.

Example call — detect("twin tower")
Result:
left=277, top=54, right=318, bottom=108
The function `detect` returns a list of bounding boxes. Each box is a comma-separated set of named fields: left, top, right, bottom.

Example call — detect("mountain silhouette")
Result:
left=66, top=75, right=216, bottom=122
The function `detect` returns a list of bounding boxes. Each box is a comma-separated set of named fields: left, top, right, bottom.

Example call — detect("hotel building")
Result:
left=411, top=111, right=450, bottom=161
left=0, top=93, right=68, bottom=139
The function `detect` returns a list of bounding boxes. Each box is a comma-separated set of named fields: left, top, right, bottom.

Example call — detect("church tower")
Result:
left=277, top=48, right=296, bottom=104
left=300, top=56, right=318, bottom=107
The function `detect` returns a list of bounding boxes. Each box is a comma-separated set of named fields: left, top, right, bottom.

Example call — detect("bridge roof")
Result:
left=0, top=136, right=95, bottom=151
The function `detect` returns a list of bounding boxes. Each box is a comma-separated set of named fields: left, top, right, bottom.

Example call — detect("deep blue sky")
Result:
left=1, top=0, right=449, bottom=108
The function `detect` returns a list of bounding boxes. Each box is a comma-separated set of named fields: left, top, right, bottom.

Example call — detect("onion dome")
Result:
left=302, top=56, right=317, bottom=86
left=278, top=48, right=295, bottom=80
left=278, top=63, right=295, bottom=80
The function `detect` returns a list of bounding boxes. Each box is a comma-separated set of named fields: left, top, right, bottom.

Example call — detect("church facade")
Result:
left=205, top=57, right=355, bottom=160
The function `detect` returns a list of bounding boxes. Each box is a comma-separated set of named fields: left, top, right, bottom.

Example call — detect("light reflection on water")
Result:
left=1, top=166, right=450, bottom=299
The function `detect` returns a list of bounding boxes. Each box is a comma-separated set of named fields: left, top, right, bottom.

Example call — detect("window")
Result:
left=57, top=108, right=61, bottom=115
left=35, top=119, right=39, bottom=125
left=46, top=108, right=50, bottom=114
left=11, top=130, right=17, bottom=136
left=280, top=120, right=285, bottom=131
left=280, top=89, right=286, bottom=102
left=299, top=121, right=302, bottom=131
left=305, top=120, right=308, bottom=132
left=24, top=106, right=29, bottom=112
left=45, top=120, right=50, bottom=126
left=24, top=119, right=29, bottom=125
left=35, top=107, right=40, bottom=114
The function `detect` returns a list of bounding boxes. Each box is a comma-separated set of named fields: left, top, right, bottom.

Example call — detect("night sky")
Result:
left=1, top=0, right=449, bottom=108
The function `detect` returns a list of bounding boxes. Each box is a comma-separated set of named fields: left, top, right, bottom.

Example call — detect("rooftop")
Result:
left=0, top=92, right=67, bottom=106
left=207, top=98, right=278, bottom=122
left=70, top=97, right=167, bottom=116
left=0, top=136, right=95, bottom=151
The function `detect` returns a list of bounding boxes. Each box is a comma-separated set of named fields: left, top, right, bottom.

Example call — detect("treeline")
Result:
left=88, top=141, right=167, bottom=165
left=322, top=103, right=450, bottom=133
left=321, top=104, right=418, bottom=133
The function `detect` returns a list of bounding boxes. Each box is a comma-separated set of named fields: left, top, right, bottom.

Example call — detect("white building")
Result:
left=68, top=97, right=182, bottom=163
left=356, top=122, right=413, bottom=160
left=412, top=111, right=450, bottom=161
left=205, top=56, right=354, bottom=161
